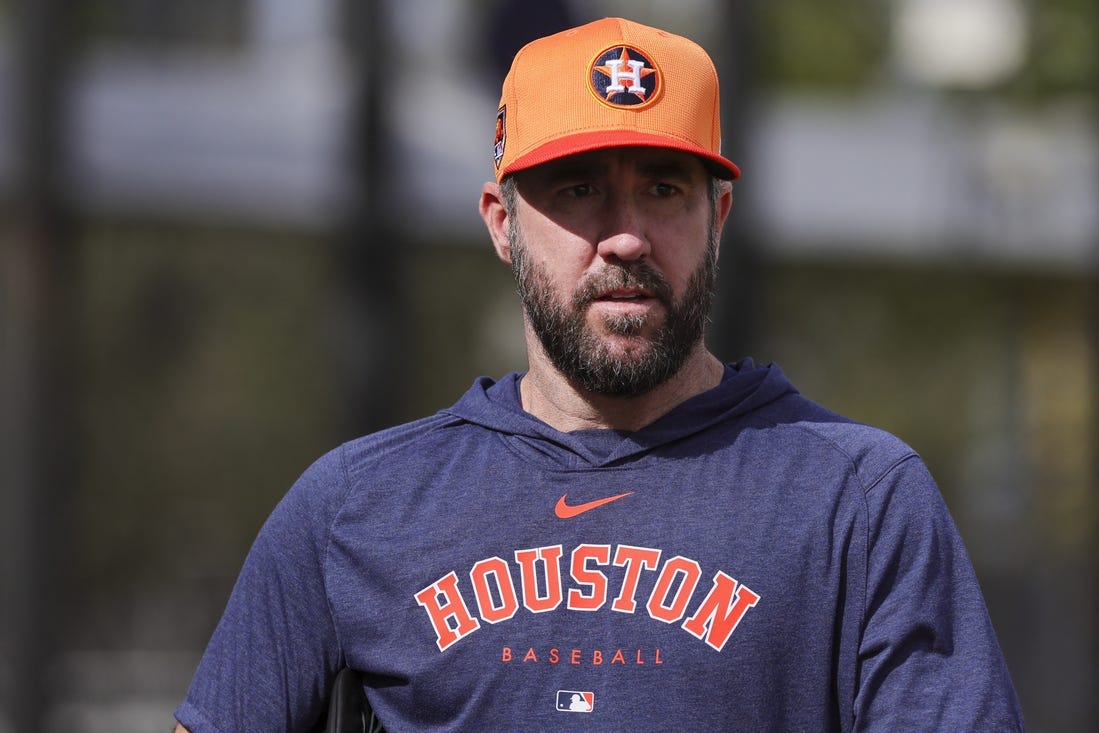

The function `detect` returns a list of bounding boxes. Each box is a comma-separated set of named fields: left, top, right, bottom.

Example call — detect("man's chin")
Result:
left=588, top=310, right=663, bottom=340
left=569, top=354, right=674, bottom=398
left=584, top=331, right=662, bottom=361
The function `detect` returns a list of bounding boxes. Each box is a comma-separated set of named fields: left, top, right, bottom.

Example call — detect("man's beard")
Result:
left=509, top=224, right=718, bottom=398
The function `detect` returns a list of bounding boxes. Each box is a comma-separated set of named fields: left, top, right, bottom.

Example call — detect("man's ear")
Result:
left=712, top=179, right=734, bottom=263
left=479, top=181, right=512, bottom=265
left=716, top=180, right=733, bottom=235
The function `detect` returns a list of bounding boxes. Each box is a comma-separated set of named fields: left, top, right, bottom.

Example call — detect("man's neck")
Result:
left=519, top=347, right=725, bottom=433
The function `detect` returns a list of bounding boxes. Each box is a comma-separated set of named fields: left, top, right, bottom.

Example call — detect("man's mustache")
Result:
left=574, top=264, right=673, bottom=306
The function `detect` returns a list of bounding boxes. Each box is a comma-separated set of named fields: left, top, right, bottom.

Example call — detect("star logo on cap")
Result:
left=589, top=45, right=660, bottom=108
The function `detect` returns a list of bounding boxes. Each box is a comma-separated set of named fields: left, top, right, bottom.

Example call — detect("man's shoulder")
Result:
left=349, top=411, right=462, bottom=450
left=749, top=392, right=921, bottom=484
left=284, top=411, right=471, bottom=516
left=333, top=411, right=468, bottom=470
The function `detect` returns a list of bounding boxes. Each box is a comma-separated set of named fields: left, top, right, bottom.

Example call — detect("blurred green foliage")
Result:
left=79, top=0, right=246, bottom=50
left=759, top=0, right=1097, bottom=96
left=759, top=0, right=889, bottom=90
left=70, top=221, right=343, bottom=644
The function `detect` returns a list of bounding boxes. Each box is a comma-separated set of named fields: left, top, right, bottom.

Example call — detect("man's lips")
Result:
left=587, top=289, right=663, bottom=319
left=594, top=288, right=653, bottom=302
left=576, top=264, right=673, bottom=308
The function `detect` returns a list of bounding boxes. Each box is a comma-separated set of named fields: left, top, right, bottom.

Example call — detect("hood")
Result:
left=442, top=360, right=798, bottom=470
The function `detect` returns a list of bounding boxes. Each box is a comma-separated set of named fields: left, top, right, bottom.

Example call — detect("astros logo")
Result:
left=589, top=45, right=661, bottom=109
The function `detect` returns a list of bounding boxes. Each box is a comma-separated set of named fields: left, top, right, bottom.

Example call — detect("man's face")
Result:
left=505, top=148, right=725, bottom=397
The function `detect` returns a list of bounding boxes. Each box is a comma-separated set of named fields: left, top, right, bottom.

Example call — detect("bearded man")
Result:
left=175, top=17, right=1023, bottom=733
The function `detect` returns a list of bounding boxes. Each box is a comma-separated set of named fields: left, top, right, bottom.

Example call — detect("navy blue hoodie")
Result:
left=176, top=361, right=1023, bottom=731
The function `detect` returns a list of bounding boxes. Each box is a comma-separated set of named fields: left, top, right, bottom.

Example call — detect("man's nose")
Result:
left=595, top=195, right=651, bottom=262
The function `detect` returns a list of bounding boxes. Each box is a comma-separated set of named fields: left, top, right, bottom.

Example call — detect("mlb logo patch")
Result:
left=556, top=690, right=594, bottom=713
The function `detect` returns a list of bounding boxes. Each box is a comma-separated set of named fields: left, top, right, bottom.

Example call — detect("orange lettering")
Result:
left=515, top=546, right=564, bottom=613
left=647, top=556, right=702, bottom=623
left=414, top=572, right=481, bottom=652
left=568, top=544, right=611, bottom=611
left=682, top=572, right=761, bottom=651
left=611, top=546, right=661, bottom=613
left=470, top=557, right=520, bottom=624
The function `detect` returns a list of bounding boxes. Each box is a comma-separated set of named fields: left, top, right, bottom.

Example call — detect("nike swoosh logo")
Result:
left=555, top=492, right=635, bottom=519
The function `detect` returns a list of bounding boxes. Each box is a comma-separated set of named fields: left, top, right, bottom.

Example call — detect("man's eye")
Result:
left=564, top=183, right=595, bottom=198
left=652, top=183, right=679, bottom=197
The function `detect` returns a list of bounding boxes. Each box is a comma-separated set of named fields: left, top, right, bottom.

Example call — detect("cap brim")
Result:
left=502, top=131, right=740, bottom=180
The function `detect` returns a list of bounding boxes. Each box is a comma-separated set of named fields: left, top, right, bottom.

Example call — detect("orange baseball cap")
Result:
left=492, top=17, right=740, bottom=182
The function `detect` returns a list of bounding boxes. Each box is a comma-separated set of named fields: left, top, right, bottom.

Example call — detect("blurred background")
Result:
left=0, top=0, right=1095, bottom=730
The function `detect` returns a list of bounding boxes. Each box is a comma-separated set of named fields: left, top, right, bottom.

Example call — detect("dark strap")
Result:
left=325, top=668, right=384, bottom=733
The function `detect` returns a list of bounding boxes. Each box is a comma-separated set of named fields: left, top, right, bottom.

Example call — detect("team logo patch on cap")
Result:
left=589, top=45, right=660, bottom=109
left=493, top=106, right=507, bottom=170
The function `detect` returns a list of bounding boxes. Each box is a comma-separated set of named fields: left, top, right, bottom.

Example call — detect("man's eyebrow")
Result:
left=540, top=160, right=608, bottom=181
left=637, top=159, right=696, bottom=180
left=533, top=153, right=699, bottom=182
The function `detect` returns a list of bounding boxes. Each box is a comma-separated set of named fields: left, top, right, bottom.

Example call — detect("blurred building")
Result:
left=1, top=1, right=1094, bottom=255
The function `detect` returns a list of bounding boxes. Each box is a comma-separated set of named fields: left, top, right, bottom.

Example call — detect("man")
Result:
left=175, top=17, right=1024, bottom=732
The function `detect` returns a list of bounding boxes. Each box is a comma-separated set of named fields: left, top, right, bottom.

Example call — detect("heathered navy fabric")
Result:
left=176, top=360, right=1023, bottom=732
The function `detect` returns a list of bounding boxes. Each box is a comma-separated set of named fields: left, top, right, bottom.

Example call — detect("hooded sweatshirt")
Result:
left=176, top=360, right=1023, bottom=732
